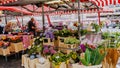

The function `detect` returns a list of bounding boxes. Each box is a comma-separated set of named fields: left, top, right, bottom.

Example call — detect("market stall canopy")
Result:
left=0, top=6, right=32, bottom=15
left=71, top=0, right=120, bottom=7
left=0, top=0, right=54, bottom=6
left=89, top=0, right=120, bottom=7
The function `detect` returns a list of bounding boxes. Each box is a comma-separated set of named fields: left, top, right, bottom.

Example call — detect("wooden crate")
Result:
left=43, top=38, right=54, bottom=46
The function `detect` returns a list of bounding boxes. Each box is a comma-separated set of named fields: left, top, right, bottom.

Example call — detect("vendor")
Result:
left=27, top=18, right=36, bottom=35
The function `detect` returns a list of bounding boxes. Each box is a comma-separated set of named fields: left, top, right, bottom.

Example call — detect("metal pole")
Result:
left=78, top=0, right=81, bottom=41
left=42, top=3, right=45, bottom=33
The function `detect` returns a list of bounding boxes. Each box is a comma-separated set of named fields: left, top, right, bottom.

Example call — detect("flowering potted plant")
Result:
left=49, top=52, right=69, bottom=68
left=43, top=45, right=57, bottom=57
left=28, top=37, right=43, bottom=59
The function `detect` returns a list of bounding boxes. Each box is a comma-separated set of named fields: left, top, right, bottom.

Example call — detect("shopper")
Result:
left=27, top=18, right=36, bottom=35
left=4, top=22, right=12, bottom=34
left=0, top=19, right=4, bottom=34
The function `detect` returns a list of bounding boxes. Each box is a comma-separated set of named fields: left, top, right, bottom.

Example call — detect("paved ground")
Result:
left=0, top=54, right=23, bottom=68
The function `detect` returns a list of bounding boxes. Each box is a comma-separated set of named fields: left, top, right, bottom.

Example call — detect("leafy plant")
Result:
left=64, top=37, right=80, bottom=44
left=54, top=29, right=72, bottom=37
left=102, top=32, right=110, bottom=39
left=68, top=52, right=80, bottom=63
left=49, top=52, right=69, bottom=65
left=91, top=23, right=100, bottom=33
left=80, top=29, right=88, bottom=36
left=79, top=48, right=107, bottom=66
left=28, top=37, right=43, bottom=55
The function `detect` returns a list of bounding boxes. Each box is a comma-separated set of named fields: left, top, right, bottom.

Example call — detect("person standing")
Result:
left=28, top=18, right=36, bottom=35
left=0, top=19, right=3, bottom=34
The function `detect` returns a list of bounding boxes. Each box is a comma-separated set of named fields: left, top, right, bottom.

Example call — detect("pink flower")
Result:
left=43, top=49, right=49, bottom=54
left=50, top=50, right=56, bottom=54
left=49, top=46, right=54, bottom=50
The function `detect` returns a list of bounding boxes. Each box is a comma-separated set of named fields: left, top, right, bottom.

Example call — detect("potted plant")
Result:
left=49, top=52, right=69, bottom=68
left=43, top=45, right=57, bottom=58
left=78, top=48, right=106, bottom=68
left=64, top=37, right=80, bottom=48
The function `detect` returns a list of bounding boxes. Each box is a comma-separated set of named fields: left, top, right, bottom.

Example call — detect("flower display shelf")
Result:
left=59, top=44, right=78, bottom=54
left=36, top=60, right=50, bottom=68
left=0, top=47, right=10, bottom=56
left=22, top=54, right=38, bottom=68
left=58, top=36, right=68, bottom=47
left=43, top=38, right=54, bottom=46
left=22, top=54, right=50, bottom=68
left=52, top=62, right=66, bottom=68
left=72, top=63, right=102, bottom=68
left=10, top=42, right=23, bottom=53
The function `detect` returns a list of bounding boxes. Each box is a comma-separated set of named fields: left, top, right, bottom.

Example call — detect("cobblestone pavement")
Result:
left=0, top=54, right=23, bottom=68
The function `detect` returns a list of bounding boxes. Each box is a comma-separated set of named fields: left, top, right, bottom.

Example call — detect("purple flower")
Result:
left=80, top=44, right=86, bottom=52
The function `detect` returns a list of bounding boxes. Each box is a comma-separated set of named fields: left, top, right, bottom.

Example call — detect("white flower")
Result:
left=56, top=56, right=60, bottom=59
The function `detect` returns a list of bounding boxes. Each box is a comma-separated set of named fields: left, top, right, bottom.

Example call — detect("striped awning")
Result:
left=0, top=0, right=18, bottom=5
left=89, top=0, right=120, bottom=7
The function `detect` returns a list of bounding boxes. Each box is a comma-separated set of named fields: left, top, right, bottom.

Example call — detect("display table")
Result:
left=0, top=47, right=10, bottom=56
left=10, top=42, right=24, bottom=53
left=22, top=54, right=50, bottom=68
left=72, top=63, right=102, bottom=68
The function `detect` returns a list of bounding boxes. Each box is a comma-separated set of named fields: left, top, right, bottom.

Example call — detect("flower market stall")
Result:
left=0, top=0, right=120, bottom=68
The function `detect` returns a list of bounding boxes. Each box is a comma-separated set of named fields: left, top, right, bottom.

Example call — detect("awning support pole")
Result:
left=78, top=0, right=81, bottom=41
left=42, top=3, right=45, bottom=33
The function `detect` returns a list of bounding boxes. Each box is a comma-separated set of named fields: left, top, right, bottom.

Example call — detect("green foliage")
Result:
left=68, top=52, right=80, bottom=63
left=64, top=37, right=80, bottom=44
left=54, top=29, right=72, bottom=37
left=91, top=23, right=100, bottom=33
left=80, top=29, right=88, bottom=36
left=28, top=37, right=43, bottom=55
left=80, top=48, right=107, bottom=66
left=102, top=32, right=110, bottom=39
